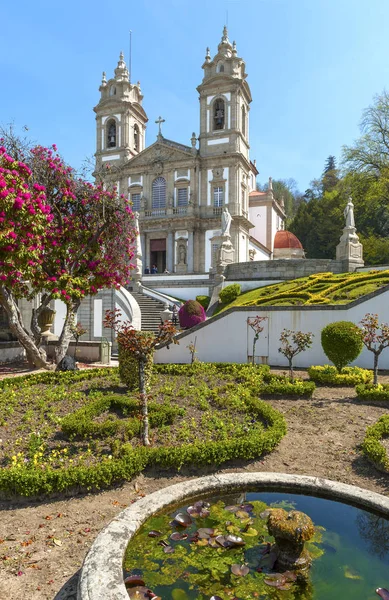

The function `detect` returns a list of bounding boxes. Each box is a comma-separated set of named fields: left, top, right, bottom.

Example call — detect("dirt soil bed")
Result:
left=0, top=368, right=389, bottom=600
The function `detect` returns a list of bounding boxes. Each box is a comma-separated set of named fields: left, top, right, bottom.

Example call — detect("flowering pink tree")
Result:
left=359, top=313, right=389, bottom=384
left=278, top=329, right=314, bottom=380
left=247, top=316, right=267, bottom=365
left=0, top=143, right=136, bottom=368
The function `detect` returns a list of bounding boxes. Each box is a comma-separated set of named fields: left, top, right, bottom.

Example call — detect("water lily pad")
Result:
left=124, top=575, right=146, bottom=587
left=126, top=586, right=160, bottom=599
left=172, top=513, right=192, bottom=527
left=170, top=532, right=188, bottom=541
left=376, top=589, right=389, bottom=600
left=171, top=589, right=190, bottom=600
left=163, top=545, right=175, bottom=554
left=235, top=510, right=250, bottom=519
left=148, top=530, right=162, bottom=538
left=231, top=564, right=249, bottom=577
left=224, top=534, right=246, bottom=547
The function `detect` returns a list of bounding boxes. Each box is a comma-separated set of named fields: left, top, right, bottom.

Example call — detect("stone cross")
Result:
left=155, top=116, right=165, bottom=137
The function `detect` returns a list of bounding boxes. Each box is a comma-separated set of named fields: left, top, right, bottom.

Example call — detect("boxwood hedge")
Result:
left=362, top=415, right=389, bottom=473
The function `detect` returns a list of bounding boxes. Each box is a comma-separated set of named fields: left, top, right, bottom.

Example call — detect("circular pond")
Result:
left=77, top=474, right=389, bottom=600
left=123, top=491, right=389, bottom=599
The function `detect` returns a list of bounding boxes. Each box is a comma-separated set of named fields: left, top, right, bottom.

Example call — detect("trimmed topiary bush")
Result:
left=321, top=321, right=363, bottom=372
left=308, top=365, right=373, bottom=386
left=219, top=283, right=241, bottom=304
left=196, top=295, right=211, bottom=310
left=260, top=375, right=316, bottom=397
left=179, top=300, right=206, bottom=329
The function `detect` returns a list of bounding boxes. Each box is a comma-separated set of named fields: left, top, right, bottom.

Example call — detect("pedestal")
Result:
left=336, top=227, right=364, bottom=271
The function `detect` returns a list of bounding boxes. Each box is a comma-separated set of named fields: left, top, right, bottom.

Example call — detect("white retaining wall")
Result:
left=155, top=288, right=389, bottom=369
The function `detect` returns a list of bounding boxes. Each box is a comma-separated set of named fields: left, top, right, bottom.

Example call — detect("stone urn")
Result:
left=37, top=306, right=56, bottom=339
left=267, top=508, right=315, bottom=574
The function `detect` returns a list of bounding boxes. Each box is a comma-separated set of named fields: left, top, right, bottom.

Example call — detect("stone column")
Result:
left=167, top=232, right=174, bottom=272
left=145, top=234, right=150, bottom=270
left=187, top=230, right=194, bottom=273
left=140, top=234, right=146, bottom=271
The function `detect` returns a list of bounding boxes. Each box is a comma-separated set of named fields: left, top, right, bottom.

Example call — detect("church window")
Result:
left=109, top=86, right=116, bottom=96
left=134, top=124, right=139, bottom=151
left=241, top=105, right=246, bottom=137
left=152, top=177, right=166, bottom=209
left=177, top=187, right=188, bottom=206
left=213, top=186, right=224, bottom=207
left=107, top=119, right=117, bottom=148
left=217, top=61, right=224, bottom=73
left=131, top=192, right=141, bottom=211
left=213, top=98, right=225, bottom=131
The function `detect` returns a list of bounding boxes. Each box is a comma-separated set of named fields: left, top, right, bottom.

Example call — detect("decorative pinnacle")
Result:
left=119, top=50, right=124, bottom=61
left=268, top=176, right=273, bottom=191
left=232, top=40, right=237, bottom=54
left=205, top=47, right=211, bottom=61
left=101, top=71, right=107, bottom=85
left=222, top=25, right=229, bottom=43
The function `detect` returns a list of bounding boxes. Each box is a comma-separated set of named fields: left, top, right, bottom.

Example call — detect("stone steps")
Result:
left=130, top=291, right=166, bottom=334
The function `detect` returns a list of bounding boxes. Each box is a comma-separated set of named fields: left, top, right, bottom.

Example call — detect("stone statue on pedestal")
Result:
left=344, top=197, right=355, bottom=228
left=221, top=206, right=232, bottom=237
left=336, top=197, right=364, bottom=270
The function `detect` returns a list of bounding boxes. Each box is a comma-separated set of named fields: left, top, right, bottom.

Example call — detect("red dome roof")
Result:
left=274, top=230, right=303, bottom=250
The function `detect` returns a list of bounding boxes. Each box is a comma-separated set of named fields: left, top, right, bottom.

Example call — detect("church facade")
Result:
left=94, top=27, right=286, bottom=275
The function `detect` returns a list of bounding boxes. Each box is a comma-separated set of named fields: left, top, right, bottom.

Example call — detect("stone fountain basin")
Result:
left=77, top=473, right=389, bottom=600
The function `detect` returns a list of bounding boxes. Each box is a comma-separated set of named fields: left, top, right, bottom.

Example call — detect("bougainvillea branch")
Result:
left=104, top=309, right=178, bottom=445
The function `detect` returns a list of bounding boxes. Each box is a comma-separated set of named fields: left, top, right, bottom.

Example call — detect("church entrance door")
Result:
left=150, top=238, right=166, bottom=273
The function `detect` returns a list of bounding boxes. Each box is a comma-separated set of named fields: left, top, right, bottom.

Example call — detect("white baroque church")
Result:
left=94, top=27, right=286, bottom=275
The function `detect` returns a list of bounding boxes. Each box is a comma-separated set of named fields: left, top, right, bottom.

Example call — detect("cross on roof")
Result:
left=155, top=116, right=165, bottom=137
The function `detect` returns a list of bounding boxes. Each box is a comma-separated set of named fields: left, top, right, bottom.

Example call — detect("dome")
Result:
left=274, top=230, right=303, bottom=250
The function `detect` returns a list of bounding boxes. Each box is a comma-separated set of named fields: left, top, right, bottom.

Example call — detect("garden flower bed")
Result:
left=0, top=364, right=286, bottom=498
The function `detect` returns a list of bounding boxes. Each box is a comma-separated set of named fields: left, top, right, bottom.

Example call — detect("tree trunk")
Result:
left=252, top=335, right=257, bottom=365
left=373, top=352, right=379, bottom=385
left=55, top=300, right=81, bottom=364
left=289, top=357, right=294, bottom=381
left=138, top=357, right=150, bottom=446
left=30, top=294, right=52, bottom=346
left=0, top=285, right=53, bottom=370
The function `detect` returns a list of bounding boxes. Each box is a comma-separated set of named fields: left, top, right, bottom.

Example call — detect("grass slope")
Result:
left=216, top=269, right=389, bottom=313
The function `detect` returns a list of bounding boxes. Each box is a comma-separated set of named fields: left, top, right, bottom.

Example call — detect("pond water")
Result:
left=123, top=491, right=389, bottom=600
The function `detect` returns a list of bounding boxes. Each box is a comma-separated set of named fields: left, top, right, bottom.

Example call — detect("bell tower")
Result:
left=94, top=52, right=148, bottom=174
left=197, top=27, right=252, bottom=160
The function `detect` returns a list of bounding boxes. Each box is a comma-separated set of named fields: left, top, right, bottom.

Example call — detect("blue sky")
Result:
left=1, top=0, right=389, bottom=192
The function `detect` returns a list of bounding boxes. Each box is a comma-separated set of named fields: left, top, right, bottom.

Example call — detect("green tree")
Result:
left=322, top=155, right=339, bottom=193
left=343, top=90, right=389, bottom=176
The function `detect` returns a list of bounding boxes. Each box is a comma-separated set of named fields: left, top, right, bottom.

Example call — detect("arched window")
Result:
left=241, top=105, right=246, bottom=137
left=152, top=177, right=166, bottom=209
left=213, top=98, right=225, bottom=131
left=107, top=120, right=117, bottom=148
left=109, top=86, right=116, bottom=96
left=217, top=61, right=224, bottom=73
left=134, top=124, right=139, bottom=151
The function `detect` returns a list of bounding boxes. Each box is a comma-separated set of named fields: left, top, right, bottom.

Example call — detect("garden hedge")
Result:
left=260, top=375, right=316, bottom=398
left=356, top=383, right=389, bottom=402
left=362, top=415, right=389, bottom=473
left=308, top=365, right=373, bottom=386
left=0, top=364, right=286, bottom=498
left=219, top=283, right=241, bottom=304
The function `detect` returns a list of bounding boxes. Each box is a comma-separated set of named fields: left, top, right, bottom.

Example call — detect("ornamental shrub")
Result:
left=118, top=337, right=154, bottom=391
left=321, top=321, right=363, bottom=372
left=219, top=283, right=241, bottom=304
left=196, top=295, right=210, bottom=310
left=308, top=365, right=373, bottom=386
left=362, top=414, right=389, bottom=473
left=179, top=300, right=206, bottom=329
